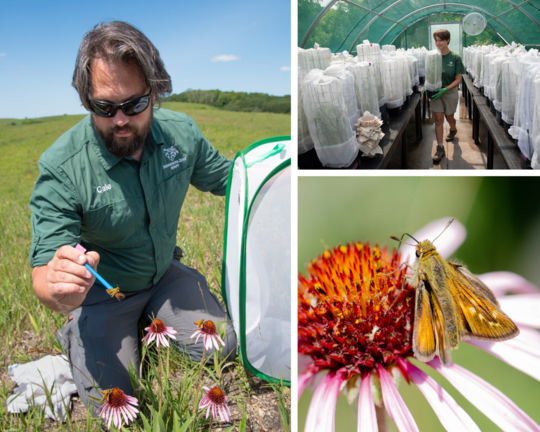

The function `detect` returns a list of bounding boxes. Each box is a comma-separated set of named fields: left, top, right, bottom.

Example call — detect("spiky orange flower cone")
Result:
left=299, top=242, right=414, bottom=381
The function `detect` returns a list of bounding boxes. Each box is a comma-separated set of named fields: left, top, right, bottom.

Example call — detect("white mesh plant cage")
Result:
left=382, top=45, right=396, bottom=52
left=396, top=56, right=412, bottom=97
left=530, top=72, right=540, bottom=169
left=298, top=70, right=314, bottom=155
left=425, top=50, right=442, bottom=91
left=473, top=50, right=484, bottom=88
left=412, top=48, right=427, bottom=78
left=325, top=63, right=361, bottom=130
left=302, top=69, right=358, bottom=168
left=298, top=46, right=331, bottom=77
left=357, top=41, right=387, bottom=106
left=491, top=56, right=507, bottom=112
left=517, top=63, right=540, bottom=159
left=383, top=59, right=404, bottom=109
left=407, top=55, right=419, bottom=86
left=502, top=59, right=518, bottom=125
left=221, top=136, right=291, bottom=384
left=509, top=51, right=540, bottom=139
left=349, top=61, right=381, bottom=119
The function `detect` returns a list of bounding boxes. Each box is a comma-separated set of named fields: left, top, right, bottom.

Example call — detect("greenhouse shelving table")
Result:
left=359, top=90, right=423, bottom=169
left=462, top=75, right=525, bottom=170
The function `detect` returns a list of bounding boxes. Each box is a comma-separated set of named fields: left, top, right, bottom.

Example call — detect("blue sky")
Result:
left=0, top=0, right=291, bottom=119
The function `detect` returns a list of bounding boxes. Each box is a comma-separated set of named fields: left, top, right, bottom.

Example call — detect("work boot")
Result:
left=446, top=128, right=458, bottom=141
left=433, top=145, right=446, bottom=163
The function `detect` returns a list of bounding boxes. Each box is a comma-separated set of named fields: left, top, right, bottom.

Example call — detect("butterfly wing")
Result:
left=412, top=281, right=437, bottom=362
left=448, top=262, right=519, bottom=342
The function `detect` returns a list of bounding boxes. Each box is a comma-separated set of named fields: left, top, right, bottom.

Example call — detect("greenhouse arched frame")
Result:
left=298, top=0, right=540, bottom=53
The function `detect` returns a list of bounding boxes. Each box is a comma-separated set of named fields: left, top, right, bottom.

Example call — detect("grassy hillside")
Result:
left=0, top=105, right=290, bottom=430
left=1, top=103, right=290, bottom=202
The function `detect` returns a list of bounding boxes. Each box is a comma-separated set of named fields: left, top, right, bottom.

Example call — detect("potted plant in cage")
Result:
left=425, top=50, right=442, bottom=97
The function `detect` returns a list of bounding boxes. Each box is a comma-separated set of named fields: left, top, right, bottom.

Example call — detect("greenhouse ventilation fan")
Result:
left=463, top=12, right=487, bottom=36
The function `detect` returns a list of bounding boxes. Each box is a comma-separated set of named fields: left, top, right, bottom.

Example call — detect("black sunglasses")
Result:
left=89, top=90, right=153, bottom=118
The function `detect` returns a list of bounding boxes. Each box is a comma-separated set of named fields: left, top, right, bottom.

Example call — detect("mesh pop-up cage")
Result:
left=221, top=136, right=291, bottom=384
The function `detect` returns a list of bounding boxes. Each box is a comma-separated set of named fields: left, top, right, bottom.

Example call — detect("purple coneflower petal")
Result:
left=467, top=326, right=540, bottom=382
left=191, top=330, right=201, bottom=339
left=478, top=272, right=540, bottom=296
left=497, top=294, right=540, bottom=328
left=401, top=217, right=466, bottom=264
left=397, top=358, right=480, bottom=432
left=216, top=334, right=226, bottom=346
left=299, top=369, right=317, bottom=400
left=358, top=372, right=377, bottom=432
left=305, top=370, right=345, bottom=432
left=377, top=364, right=419, bottom=432
left=428, top=358, right=540, bottom=432
left=205, top=405, right=211, bottom=419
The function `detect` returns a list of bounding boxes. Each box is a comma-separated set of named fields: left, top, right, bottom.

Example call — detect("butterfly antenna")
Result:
left=390, top=235, right=418, bottom=248
left=432, top=218, right=455, bottom=244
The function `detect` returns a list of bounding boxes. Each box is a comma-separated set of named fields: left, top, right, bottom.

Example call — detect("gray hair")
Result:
left=72, top=21, right=172, bottom=110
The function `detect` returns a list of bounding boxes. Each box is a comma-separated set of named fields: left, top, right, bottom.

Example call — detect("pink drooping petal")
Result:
left=497, top=294, right=540, bottom=328
left=216, top=334, right=226, bottom=347
left=467, top=326, right=540, bottom=382
left=377, top=364, right=419, bottom=432
left=304, top=370, right=345, bottom=432
left=478, top=272, right=540, bottom=297
left=397, top=358, right=480, bottom=432
left=206, top=404, right=211, bottom=419
left=191, top=330, right=201, bottom=339
left=358, top=373, right=377, bottom=432
left=400, top=217, right=466, bottom=265
left=166, top=326, right=178, bottom=335
left=299, top=369, right=317, bottom=400
left=428, top=357, right=540, bottom=432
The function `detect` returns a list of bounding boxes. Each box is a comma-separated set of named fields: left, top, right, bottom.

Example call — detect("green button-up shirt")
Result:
left=29, top=108, right=231, bottom=292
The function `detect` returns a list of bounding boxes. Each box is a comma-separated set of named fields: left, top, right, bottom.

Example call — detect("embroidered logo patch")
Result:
left=163, top=146, right=179, bottom=161
left=448, top=61, right=454, bottom=66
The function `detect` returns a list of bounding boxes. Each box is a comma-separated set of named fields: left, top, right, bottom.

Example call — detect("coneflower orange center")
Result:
left=298, top=242, right=415, bottom=378
left=107, top=388, right=127, bottom=408
left=207, top=387, right=225, bottom=404
left=150, top=318, right=166, bottom=333
left=202, top=320, right=217, bottom=335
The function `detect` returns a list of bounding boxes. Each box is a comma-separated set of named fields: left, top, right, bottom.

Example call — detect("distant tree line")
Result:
left=163, top=90, right=291, bottom=114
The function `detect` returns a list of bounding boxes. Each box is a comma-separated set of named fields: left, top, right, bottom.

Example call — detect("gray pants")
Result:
left=57, top=253, right=237, bottom=416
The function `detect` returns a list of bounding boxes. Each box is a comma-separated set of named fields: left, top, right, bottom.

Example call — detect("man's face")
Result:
left=89, top=58, right=154, bottom=159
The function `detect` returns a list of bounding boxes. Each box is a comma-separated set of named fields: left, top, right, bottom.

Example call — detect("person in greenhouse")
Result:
left=431, top=29, right=466, bottom=163
left=28, top=21, right=237, bottom=416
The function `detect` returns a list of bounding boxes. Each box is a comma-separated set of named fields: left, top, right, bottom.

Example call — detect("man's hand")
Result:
left=32, top=245, right=100, bottom=314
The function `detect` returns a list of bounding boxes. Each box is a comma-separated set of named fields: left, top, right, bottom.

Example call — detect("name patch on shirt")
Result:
left=97, top=184, right=112, bottom=193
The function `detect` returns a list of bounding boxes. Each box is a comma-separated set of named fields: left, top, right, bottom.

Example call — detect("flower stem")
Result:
left=208, top=416, right=214, bottom=432
left=192, top=346, right=206, bottom=432
left=376, top=404, right=388, bottom=432
left=158, top=346, right=163, bottom=415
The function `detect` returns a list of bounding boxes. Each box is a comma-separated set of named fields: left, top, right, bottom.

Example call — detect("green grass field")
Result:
left=0, top=104, right=290, bottom=431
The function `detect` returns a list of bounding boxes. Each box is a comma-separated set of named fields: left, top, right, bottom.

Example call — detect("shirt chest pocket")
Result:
left=82, top=197, right=144, bottom=249
left=159, top=166, right=192, bottom=236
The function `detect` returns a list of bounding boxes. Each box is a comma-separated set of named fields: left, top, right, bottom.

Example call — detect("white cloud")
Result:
left=280, top=66, right=291, bottom=71
left=210, top=55, right=241, bottom=63
left=184, top=79, right=190, bottom=82
left=0, top=53, right=6, bottom=57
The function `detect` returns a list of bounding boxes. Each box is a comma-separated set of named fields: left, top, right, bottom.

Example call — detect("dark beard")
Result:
left=92, top=110, right=153, bottom=159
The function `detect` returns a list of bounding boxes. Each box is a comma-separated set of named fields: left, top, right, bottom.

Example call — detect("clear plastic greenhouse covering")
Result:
left=221, top=137, right=291, bottom=384
left=298, top=0, right=540, bottom=52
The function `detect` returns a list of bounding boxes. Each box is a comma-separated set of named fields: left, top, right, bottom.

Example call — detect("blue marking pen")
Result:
left=75, top=244, right=122, bottom=298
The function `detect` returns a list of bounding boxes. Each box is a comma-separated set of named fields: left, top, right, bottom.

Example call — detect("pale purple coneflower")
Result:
left=191, top=319, right=225, bottom=350
left=299, top=217, right=540, bottom=431
left=97, top=388, right=139, bottom=430
left=142, top=318, right=178, bottom=347
left=199, top=386, right=231, bottom=422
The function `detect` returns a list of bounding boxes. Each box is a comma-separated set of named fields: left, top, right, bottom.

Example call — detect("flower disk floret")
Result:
left=298, top=242, right=414, bottom=378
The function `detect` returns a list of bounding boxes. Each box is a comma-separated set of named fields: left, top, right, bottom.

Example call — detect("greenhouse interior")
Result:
left=298, top=0, right=540, bottom=170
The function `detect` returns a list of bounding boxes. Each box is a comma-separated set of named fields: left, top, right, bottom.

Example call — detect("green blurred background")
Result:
left=298, top=176, right=540, bottom=432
